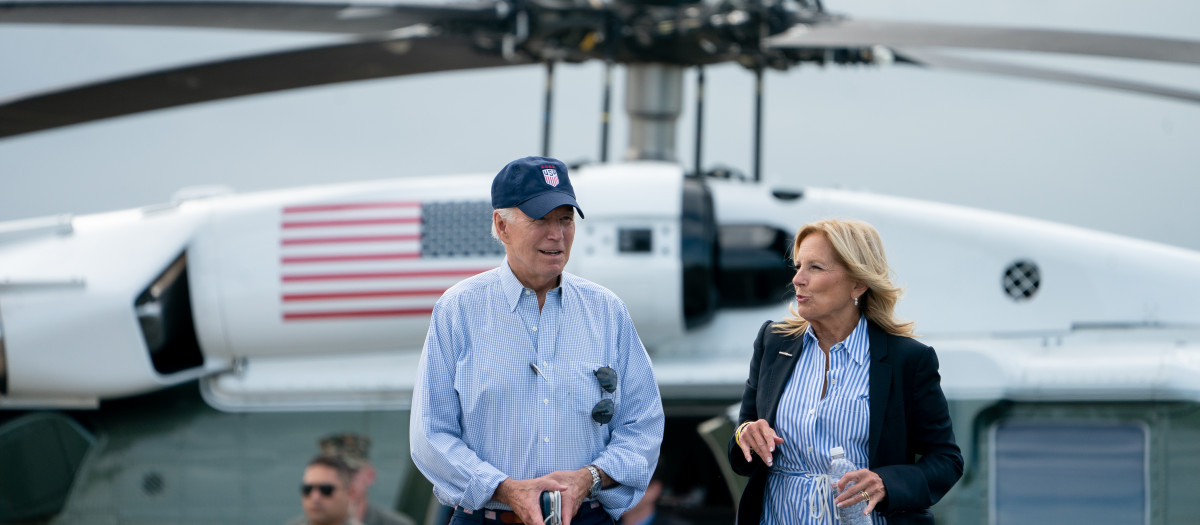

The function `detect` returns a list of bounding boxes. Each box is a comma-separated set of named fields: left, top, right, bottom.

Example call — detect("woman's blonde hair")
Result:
left=774, top=219, right=915, bottom=338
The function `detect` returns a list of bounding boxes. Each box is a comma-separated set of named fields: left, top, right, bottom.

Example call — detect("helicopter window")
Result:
left=717, top=225, right=794, bottom=307
left=681, top=178, right=718, bottom=329
left=990, top=421, right=1147, bottom=525
left=136, top=253, right=204, bottom=375
left=619, top=228, right=653, bottom=253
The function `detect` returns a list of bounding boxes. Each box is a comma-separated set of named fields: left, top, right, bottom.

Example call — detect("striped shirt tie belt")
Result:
left=770, top=465, right=834, bottom=522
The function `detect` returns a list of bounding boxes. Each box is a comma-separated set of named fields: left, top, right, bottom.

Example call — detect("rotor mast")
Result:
left=624, top=64, right=684, bottom=162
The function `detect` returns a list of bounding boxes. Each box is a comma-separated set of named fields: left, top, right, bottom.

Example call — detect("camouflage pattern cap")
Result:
left=318, top=433, right=371, bottom=470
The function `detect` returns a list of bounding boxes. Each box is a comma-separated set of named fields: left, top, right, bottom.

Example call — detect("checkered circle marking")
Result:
left=1002, top=259, right=1041, bottom=301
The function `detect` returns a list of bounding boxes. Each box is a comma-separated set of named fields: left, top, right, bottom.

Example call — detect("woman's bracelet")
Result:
left=734, top=421, right=753, bottom=446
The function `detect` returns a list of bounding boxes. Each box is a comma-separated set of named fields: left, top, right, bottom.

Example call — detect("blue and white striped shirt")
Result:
left=762, top=316, right=885, bottom=525
left=410, top=261, right=665, bottom=521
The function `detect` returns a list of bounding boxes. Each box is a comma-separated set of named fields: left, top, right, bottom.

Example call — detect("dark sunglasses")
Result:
left=591, top=367, right=617, bottom=424
left=301, top=484, right=336, bottom=497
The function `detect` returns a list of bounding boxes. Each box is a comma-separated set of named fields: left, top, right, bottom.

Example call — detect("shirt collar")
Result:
left=499, top=260, right=525, bottom=312
left=803, top=315, right=871, bottom=365
left=499, top=259, right=565, bottom=312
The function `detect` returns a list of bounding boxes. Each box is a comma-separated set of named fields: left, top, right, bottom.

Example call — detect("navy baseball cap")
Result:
left=491, top=156, right=585, bottom=219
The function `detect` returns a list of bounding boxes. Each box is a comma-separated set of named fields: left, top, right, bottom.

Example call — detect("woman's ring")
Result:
left=860, top=490, right=869, bottom=501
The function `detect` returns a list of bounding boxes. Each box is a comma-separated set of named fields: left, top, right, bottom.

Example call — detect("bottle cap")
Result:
left=830, top=446, right=845, bottom=456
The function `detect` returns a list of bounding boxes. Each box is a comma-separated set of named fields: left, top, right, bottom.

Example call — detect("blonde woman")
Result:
left=728, top=219, right=962, bottom=525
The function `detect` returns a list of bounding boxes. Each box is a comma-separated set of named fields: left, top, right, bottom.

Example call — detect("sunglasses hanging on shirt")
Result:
left=592, top=366, right=617, bottom=424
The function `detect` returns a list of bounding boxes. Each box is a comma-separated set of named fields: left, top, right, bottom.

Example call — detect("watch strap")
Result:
left=584, top=464, right=602, bottom=499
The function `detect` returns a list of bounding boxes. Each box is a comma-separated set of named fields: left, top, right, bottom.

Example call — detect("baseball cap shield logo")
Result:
left=542, top=167, right=560, bottom=187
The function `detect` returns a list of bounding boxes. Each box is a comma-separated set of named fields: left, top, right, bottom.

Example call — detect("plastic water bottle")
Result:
left=829, top=446, right=871, bottom=525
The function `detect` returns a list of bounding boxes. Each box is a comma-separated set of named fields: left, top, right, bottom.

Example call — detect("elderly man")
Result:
left=290, top=455, right=361, bottom=525
left=410, top=156, right=665, bottom=525
left=319, top=433, right=416, bottom=525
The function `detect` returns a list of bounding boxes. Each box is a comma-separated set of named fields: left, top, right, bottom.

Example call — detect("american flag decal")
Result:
left=280, top=201, right=503, bottom=321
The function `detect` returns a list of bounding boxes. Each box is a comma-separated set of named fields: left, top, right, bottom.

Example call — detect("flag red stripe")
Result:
left=283, top=289, right=447, bottom=301
left=283, top=202, right=421, bottom=213
left=282, top=269, right=488, bottom=282
left=283, top=307, right=435, bottom=320
left=281, top=253, right=421, bottom=264
left=282, top=217, right=421, bottom=229
left=282, top=234, right=421, bottom=245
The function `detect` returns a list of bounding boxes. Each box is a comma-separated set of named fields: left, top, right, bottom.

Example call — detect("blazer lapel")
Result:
left=867, top=323, right=891, bottom=465
left=762, top=334, right=805, bottom=426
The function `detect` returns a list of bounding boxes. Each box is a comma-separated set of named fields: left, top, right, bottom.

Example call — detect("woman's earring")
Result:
left=854, top=296, right=859, bottom=307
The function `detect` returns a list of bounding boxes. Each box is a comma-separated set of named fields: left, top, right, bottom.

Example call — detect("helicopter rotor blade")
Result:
left=893, top=47, right=1200, bottom=105
left=767, top=19, right=1200, bottom=66
left=0, top=0, right=503, bottom=34
left=0, top=30, right=531, bottom=139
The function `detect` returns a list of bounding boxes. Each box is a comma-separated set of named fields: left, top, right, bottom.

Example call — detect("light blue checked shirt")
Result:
left=410, top=261, right=665, bottom=521
left=762, top=316, right=885, bottom=525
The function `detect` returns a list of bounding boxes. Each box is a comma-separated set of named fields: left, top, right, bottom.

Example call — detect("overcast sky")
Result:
left=2, top=0, right=1199, bottom=250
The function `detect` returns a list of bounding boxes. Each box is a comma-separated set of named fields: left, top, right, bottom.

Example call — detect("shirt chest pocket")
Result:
left=820, top=392, right=868, bottom=414
left=816, top=393, right=871, bottom=444
left=561, top=362, right=618, bottom=421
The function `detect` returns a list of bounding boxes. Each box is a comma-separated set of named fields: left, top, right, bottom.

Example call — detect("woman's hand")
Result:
left=834, top=469, right=887, bottom=515
left=735, top=419, right=785, bottom=467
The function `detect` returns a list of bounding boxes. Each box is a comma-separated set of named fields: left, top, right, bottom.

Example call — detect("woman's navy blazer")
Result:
left=727, top=320, right=964, bottom=525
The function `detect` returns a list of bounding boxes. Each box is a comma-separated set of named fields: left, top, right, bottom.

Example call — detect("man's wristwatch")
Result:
left=584, top=465, right=602, bottom=499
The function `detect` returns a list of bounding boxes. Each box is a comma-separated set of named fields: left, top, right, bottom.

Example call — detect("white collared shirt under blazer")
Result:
left=410, top=260, right=665, bottom=522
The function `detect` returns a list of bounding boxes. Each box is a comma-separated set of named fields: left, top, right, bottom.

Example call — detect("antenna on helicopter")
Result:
left=542, top=60, right=555, bottom=156
left=752, top=66, right=763, bottom=182
left=600, top=61, right=613, bottom=162
left=693, top=65, right=705, bottom=177
left=599, top=17, right=617, bottom=164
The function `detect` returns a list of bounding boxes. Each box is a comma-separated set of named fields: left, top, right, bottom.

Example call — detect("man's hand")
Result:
left=493, top=477, right=568, bottom=525
left=544, top=468, right=595, bottom=525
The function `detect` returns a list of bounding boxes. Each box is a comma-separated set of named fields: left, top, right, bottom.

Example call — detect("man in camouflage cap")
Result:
left=319, top=433, right=416, bottom=525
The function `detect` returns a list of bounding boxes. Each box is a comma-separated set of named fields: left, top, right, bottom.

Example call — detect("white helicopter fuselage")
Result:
left=2, top=161, right=1198, bottom=412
